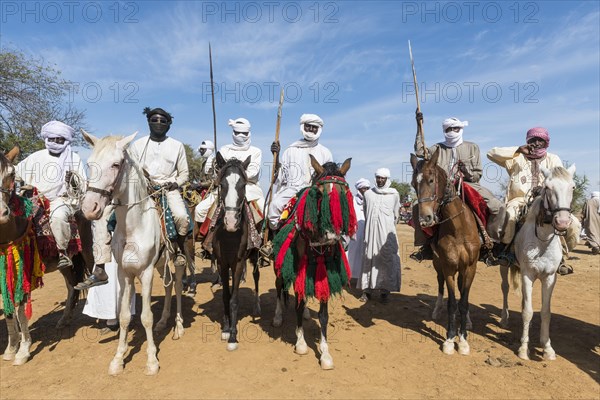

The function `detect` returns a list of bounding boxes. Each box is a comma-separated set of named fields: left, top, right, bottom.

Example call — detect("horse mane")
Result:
left=217, top=158, right=248, bottom=182
left=548, top=166, right=571, bottom=181
left=311, top=161, right=344, bottom=183
left=0, top=152, right=9, bottom=175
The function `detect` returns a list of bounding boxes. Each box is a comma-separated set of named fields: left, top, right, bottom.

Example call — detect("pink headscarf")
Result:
left=525, top=127, right=549, bottom=160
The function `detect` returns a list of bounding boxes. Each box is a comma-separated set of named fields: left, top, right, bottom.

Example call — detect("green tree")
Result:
left=184, top=143, right=204, bottom=182
left=564, top=160, right=588, bottom=215
left=0, top=48, right=86, bottom=157
left=390, top=180, right=414, bottom=202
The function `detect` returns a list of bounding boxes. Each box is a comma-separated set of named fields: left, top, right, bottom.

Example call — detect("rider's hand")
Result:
left=416, top=109, right=424, bottom=124
left=164, top=182, right=178, bottom=191
left=517, top=144, right=531, bottom=155
left=270, top=141, right=280, bottom=155
left=65, top=170, right=73, bottom=183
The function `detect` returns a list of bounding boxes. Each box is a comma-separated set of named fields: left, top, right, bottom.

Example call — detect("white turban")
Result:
left=373, top=168, right=394, bottom=193
left=41, top=120, right=74, bottom=193
left=375, top=168, right=391, bottom=178
left=198, top=140, right=214, bottom=157
left=228, top=118, right=251, bottom=150
left=442, top=117, right=468, bottom=148
left=355, top=178, right=370, bottom=190
left=592, top=191, right=600, bottom=214
left=299, top=113, right=323, bottom=143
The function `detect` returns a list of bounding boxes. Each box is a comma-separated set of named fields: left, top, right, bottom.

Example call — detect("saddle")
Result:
left=201, top=200, right=262, bottom=253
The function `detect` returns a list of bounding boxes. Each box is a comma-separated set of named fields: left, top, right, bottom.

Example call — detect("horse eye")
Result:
left=429, top=179, right=434, bottom=184
left=112, top=162, right=120, bottom=169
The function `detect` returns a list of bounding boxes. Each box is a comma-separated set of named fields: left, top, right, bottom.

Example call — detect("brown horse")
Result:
left=1, top=147, right=92, bottom=365
left=411, top=147, right=479, bottom=355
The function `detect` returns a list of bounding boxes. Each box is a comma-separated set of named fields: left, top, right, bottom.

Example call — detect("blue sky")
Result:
left=2, top=0, right=599, bottom=195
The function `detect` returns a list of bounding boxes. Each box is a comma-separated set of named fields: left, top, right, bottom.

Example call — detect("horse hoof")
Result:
left=12, top=355, right=29, bottom=366
left=295, top=343, right=308, bottom=355
left=253, top=303, right=262, bottom=317
left=458, top=341, right=470, bottom=356
left=518, top=347, right=530, bottom=360
left=108, top=361, right=124, bottom=376
left=145, top=362, right=159, bottom=376
left=154, top=321, right=168, bottom=332
left=55, top=319, right=69, bottom=330
left=432, top=311, right=440, bottom=320
left=221, top=332, right=230, bottom=341
left=442, top=340, right=455, bottom=355
left=2, top=352, right=16, bottom=361
left=320, top=354, right=334, bottom=370
left=543, top=350, right=556, bottom=361
left=500, top=318, right=509, bottom=329
left=227, top=342, right=239, bottom=352
left=272, top=317, right=283, bottom=328
left=303, top=308, right=310, bottom=320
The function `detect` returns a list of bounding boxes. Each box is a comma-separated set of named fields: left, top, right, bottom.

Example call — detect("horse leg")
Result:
left=221, top=266, right=231, bottom=341
left=294, top=297, right=308, bottom=355
left=109, top=275, right=134, bottom=376
left=272, top=275, right=284, bottom=327
left=432, top=270, right=444, bottom=320
left=518, top=273, right=534, bottom=360
left=540, top=273, right=557, bottom=360
left=56, top=267, right=77, bottom=329
left=3, top=313, right=19, bottom=361
left=442, top=274, right=458, bottom=355
left=227, top=260, right=244, bottom=351
left=318, top=302, right=334, bottom=370
left=457, top=266, right=477, bottom=356
left=12, top=300, right=32, bottom=366
left=499, top=264, right=510, bottom=328
left=172, top=261, right=186, bottom=340
left=252, top=259, right=261, bottom=317
left=457, top=273, right=472, bottom=331
left=140, top=268, right=159, bottom=376
left=155, top=263, right=173, bottom=332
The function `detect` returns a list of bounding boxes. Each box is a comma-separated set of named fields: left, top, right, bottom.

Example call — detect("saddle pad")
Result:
left=462, top=183, right=489, bottom=227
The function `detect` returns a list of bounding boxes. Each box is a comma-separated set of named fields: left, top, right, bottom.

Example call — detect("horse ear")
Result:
left=429, top=146, right=440, bottom=166
left=81, top=129, right=99, bottom=147
left=215, top=152, right=226, bottom=169
left=309, top=154, right=324, bottom=176
left=242, top=155, right=252, bottom=170
left=117, top=132, right=137, bottom=150
left=541, top=167, right=551, bottom=179
left=567, top=164, right=576, bottom=177
left=410, top=153, right=418, bottom=170
left=339, top=157, right=352, bottom=176
left=5, top=146, right=20, bottom=163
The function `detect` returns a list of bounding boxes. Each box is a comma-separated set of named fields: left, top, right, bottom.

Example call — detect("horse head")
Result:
left=215, top=152, right=250, bottom=233
left=540, top=165, right=576, bottom=233
left=410, top=147, right=448, bottom=228
left=301, top=154, right=352, bottom=245
left=80, top=130, right=137, bottom=220
left=0, top=147, right=19, bottom=224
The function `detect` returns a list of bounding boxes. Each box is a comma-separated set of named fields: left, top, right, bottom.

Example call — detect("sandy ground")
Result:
left=1, top=224, right=599, bottom=399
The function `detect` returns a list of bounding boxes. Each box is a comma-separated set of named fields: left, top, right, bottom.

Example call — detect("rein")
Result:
left=534, top=188, right=571, bottom=241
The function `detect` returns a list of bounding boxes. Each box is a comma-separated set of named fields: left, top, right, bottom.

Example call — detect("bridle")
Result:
left=218, top=163, right=247, bottom=219
left=415, top=164, right=463, bottom=226
left=85, top=153, right=127, bottom=203
left=536, top=186, right=572, bottom=238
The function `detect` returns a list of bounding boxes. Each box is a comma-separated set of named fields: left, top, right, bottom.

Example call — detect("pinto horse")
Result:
left=500, top=165, right=576, bottom=361
left=212, top=152, right=261, bottom=351
left=1, top=147, right=92, bottom=366
left=411, top=148, right=479, bottom=355
left=272, top=155, right=354, bottom=370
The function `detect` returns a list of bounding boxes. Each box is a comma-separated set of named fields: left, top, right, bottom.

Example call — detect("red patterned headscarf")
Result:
left=525, top=127, right=549, bottom=159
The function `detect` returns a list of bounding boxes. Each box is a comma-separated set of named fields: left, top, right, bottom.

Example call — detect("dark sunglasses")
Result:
left=150, top=117, right=169, bottom=124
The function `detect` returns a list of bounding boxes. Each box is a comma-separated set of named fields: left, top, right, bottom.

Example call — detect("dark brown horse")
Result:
left=272, top=155, right=353, bottom=370
left=411, top=147, right=479, bottom=355
left=212, top=152, right=260, bottom=351
left=0, top=147, right=92, bottom=365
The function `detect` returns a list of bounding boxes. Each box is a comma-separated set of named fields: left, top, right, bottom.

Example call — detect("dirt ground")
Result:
left=1, top=224, right=599, bottom=399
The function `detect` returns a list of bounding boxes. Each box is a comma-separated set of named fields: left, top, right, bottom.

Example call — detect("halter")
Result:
left=535, top=187, right=572, bottom=239
left=217, top=161, right=247, bottom=217
left=415, top=161, right=465, bottom=227
left=85, top=152, right=128, bottom=203
left=316, top=175, right=349, bottom=188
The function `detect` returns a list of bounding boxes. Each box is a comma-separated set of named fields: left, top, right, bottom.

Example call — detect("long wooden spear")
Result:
left=262, top=88, right=285, bottom=244
left=409, top=40, right=428, bottom=159
left=209, top=42, right=217, bottom=150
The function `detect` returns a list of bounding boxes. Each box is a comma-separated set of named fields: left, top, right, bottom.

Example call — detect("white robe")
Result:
left=359, top=187, right=401, bottom=292
left=82, top=258, right=135, bottom=320
left=267, top=142, right=333, bottom=229
left=346, top=193, right=366, bottom=280
left=130, top=136, right=189, bottom=186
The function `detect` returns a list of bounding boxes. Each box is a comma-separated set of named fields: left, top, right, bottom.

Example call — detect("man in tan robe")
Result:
left=582, top=191, right=600, bottom=255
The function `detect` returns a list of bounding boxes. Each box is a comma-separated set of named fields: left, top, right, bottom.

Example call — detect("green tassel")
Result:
left=320, top=188, right=332, bottom=235
left=273, top=222, right=294, bottom=254
left=23, top=197, right=33, bottom=218
left=305, top=187, right=319, bottom=232
left=14, top=248, right=24, bottom=304
left=0, top=254, right=14, bottom=315
left=340, top=191, right=350, bottom=234
left=305, top=251, right=316, bottom=298
left=326, top=253, right=343, bottom=296
left=281, top=245, right=297, bottom=291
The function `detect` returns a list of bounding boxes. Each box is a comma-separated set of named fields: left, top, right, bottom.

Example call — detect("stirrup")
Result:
left=258, top=242, right=273, bottom=268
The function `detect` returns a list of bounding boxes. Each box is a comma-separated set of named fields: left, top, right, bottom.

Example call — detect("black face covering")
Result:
left=148, top=115, right=171, bottom=140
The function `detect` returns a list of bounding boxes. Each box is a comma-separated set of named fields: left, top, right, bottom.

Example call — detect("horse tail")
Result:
left=510, top=265, right=521, bottom=295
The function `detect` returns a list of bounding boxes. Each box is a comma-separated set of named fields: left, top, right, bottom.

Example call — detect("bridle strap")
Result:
left=86, top=186, right=113, bottom=200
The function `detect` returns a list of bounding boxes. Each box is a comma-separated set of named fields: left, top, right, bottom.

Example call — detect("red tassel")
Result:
left=314, top=255, right=330, bottom=302
left=23, top=241, right=32, bottom=294
left=6, top=249, right=15, bottom=305
left=274, top=227, right=296, bottom=276
left=25, top=296, right=32, bottom=320
left=346, top=190, right=357, bottom=237
left=294, top=253, right=308, bottom=303
left=339, top=242, right=352, bottom=280
left=295, top=191, right=308, bottom=230
left=329, top=186, right=343, bottom=234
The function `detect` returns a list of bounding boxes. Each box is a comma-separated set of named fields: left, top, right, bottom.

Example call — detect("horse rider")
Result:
left=267, top=114, right=333, bottom=230
left=487, top=127, right=581, bottom=273
left=130, top=107, right=191, bottom=267
left=197, top=139, right=215, bottom=191
left=411, top=112, right=506, bottom=261
left=194, top=118, right=264, bottom=238
left=15, top=121, right=88, bottom=271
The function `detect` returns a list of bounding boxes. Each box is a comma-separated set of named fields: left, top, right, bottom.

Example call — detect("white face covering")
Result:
left=442, top=117, right=468, bottom=148
left=232, top=132, right=251, bottom=149
left=228, top=118, right=251, bottom=150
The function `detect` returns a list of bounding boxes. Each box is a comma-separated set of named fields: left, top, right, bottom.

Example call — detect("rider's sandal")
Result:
left=75, top=274, right=109, bottom=290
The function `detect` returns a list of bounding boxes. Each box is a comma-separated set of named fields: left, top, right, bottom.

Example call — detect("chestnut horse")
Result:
left=411, top=147, right=479, bottom=355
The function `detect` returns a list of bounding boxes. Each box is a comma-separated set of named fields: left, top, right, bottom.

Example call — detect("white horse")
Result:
left=499, top=165, right=576, bottom=361
left=80, top=132, right=185, bottom=376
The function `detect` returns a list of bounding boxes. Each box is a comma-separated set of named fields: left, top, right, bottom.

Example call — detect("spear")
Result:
left=409, top=40, right=429, bottom=159
left=262, top=88, right=285, bottom=244
left=209, top=42, right=217, bottom=150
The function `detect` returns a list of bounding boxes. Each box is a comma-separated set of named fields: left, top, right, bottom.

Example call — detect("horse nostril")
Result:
left=1, top=209, right=8, bottom=217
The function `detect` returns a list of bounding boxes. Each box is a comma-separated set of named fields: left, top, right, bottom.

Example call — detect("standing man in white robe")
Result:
left=582, top=191, right=600, bottom=255
left=359, top=168, right=401, bottom=303
left=267, top=114, right=333, bottom=230
left=347, top=178, right=370, bottom=283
